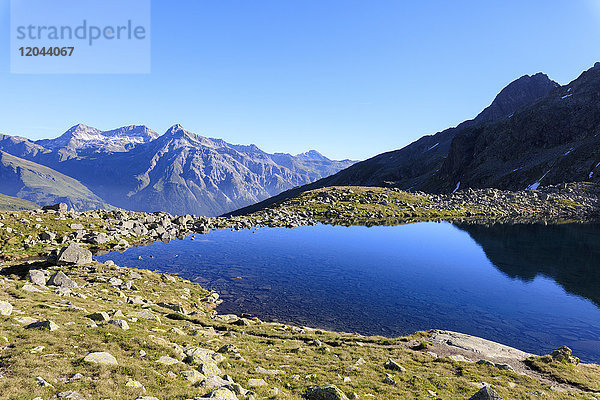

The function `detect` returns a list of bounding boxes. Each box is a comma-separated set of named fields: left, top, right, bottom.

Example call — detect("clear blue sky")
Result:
left=1, top=0, right=599, bottom=160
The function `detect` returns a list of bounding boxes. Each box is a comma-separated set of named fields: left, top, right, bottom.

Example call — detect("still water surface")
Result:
left=96, top=222, right=600, bottom=362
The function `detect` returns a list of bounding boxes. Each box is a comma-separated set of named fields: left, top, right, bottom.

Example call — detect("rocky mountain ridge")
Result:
left=0, top=124, right=354, bottom=215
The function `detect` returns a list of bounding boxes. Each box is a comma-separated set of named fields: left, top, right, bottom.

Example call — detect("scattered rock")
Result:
left=384, top=358, right=405, bottom=372
left=47, top=271, right=78, bottom=288
left=108, top=319, right=130, bottom=330
left=0, top=300, right=13, bottom=316
left=26, top=320, right=59, bottom=331
left=551, top=346, right=579, bottom=365
left=181, top=369, right=206, bottom=383
left=468, top=386, right=504, bottom=400
left=306, top=384, right=350, bottom=400
left=83, top=351, right=118, bottom=365
left=87, top=312, right=110, bottom=322
left=57, top=391, right=85, bottom=399
left=207, top=387, right=238, bottom=399
left=247, top=378, right=268, bottom=387
left=156, top=356, right=180, bottom=365
left=28, top=269, right=48, bottom=286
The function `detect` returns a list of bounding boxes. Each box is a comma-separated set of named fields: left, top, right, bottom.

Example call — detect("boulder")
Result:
left=87, top=312, right=110, bottom=322
left=384, top=358, right=406, bottom=372
left=551, top=346, right=580, bottom=365
left=57, top=243, right=92, bottom=265
left=0, top=300, right=13, bottom=316
left=26, top=320, right=59, bottom=331
left=47, top=271, right=78, bottom=288
left=83, top=352, right=118, bottom=365
left=39, top=231, right=56, bottom=242
left=306, top=385, right=350, bottom=400
left=468, top=386, right=505, bottom=400
left=28, top=269, right=47, bottom=286
left=207, top=387, right=238, bottom=400
left=43, top=203, right=68, bottom=212
left=108, top=319, right=130, bottom=330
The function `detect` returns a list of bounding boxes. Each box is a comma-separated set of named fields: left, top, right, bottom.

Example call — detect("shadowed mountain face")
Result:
left=228, top=72, right=562, bottom=216
left=425, top=63, right=600, bottom=192
left=0, top=124, right=354, bottom=215
left=455, top=222, right=600, bottom=307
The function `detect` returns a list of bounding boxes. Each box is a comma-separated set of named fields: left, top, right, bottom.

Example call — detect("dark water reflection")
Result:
left=96, top=222, right=600, bottom=362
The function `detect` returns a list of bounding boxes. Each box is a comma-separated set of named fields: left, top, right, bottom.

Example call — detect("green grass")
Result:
left=0, top=193, right=39, bottom=211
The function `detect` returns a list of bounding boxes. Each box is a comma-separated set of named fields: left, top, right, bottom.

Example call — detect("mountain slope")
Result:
left=0, top=193, right=38, bottom=211
left=0, top=151, right=111, bottom=211
left=424, top=63, right=600, bottom=192
left=227, top=72, right=560, bottom=215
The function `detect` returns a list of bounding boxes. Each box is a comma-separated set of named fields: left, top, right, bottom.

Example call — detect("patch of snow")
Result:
left=510, top=167, right=521, bottom=173
left=564, top=148, right=574, bottom=156
left=561, top=94, right=573, bottom=99
left=452, top=181, right=460, bottom=193
left=596, top=161, right=600, bottom=168
left=426, top=143, right=439, bottom=151
left=589, top=171, right=594, bottom=179
left=567, top=87, right=572, bottom=92
left=507, top=113, right=514, bottom=118
left=526, top=169, right=552, bottom=190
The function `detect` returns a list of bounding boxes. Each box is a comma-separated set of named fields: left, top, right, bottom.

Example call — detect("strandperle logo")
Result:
left=10, top=0, right=151, bottom=74
left=15, top=20, right=147, bottom=46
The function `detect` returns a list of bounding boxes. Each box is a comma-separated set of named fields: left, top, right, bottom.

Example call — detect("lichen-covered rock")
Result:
left=551, top=346, right=580, bottom=365
left=87, top=312, right=110, bottom=322
left=0, top=300, right=13, bottom=316
left=83, top=351, right=118, bottom=365
left=306, top=384, right=350, bottom=400
left=384, top=358, right=405, bottom=372
left=207, top=387, right=238, bottom=400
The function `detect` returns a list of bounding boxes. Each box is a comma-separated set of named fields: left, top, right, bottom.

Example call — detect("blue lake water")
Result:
left=96, top=222, right=600, bottom=363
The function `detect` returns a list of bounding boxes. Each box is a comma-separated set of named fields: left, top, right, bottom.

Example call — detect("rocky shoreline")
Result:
left=1, top=184, right=600, bottom=399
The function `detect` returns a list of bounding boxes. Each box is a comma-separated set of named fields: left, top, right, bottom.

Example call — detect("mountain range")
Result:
left=230, top=63, right=600, bottom=215
left=0, top=124, right=354, bottom=215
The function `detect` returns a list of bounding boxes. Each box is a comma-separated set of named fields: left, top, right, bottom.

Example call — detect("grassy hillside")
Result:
left=0, top=193, right=38, bottom=211
left=0, top=151, right=111, bottom=211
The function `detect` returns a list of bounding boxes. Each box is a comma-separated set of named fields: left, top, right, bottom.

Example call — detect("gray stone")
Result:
left=22, top=283, right=44, bottom=292
left=83, top=351, right=118, bottom=365
left=28, top=269, right=47, bottom=286
left=199, top=375, right=228, bottom=390
left=384, top=358, right=406, bottom=372
left=468, top=386, right=505, bottom=400
left=48, top=271, right=78, bottom=288
left=207, top=387, right=238, bottom=400
left=70, top=223, right=85, bottom=230
left=57, top=243, right=92, bottom=265
left=306, top=385, right=350, bottom=400
left=156, top=356, right=180, bottom=365
left=26, top=320, right=59, bottom=331
left=0, top=300, right=13, bottom=316
left=108, top=319, right=130, bottom=330
left=88, top=312, right=110, bottom=322
left=128, top=310, right=161, bottom=323
left=57, top=391, right=85, bottom=399
left=247, top=378, right=268, bottom=388
left=181, top=369, right=206, bottom=383
left=39, top=231, right=56, bottom=242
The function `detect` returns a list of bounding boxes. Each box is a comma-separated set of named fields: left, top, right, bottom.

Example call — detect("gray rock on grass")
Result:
left=57, top=243, right=92, bottom=265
